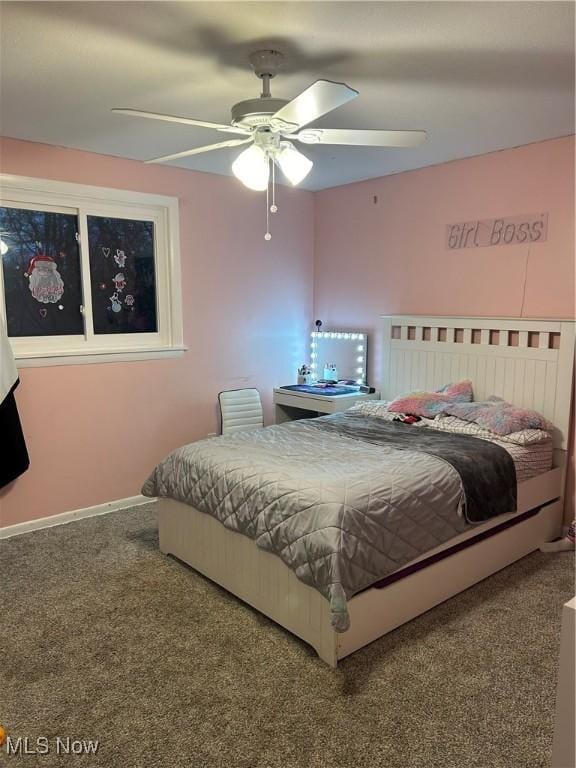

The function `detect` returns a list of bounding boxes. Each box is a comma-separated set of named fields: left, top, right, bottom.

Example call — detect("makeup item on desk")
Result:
left=322, top=363, right=338, bottom=383
left=297, top=364, right=313, bottom=385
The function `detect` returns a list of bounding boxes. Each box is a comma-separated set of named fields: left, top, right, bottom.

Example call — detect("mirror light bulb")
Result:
left=0, top=239, right=8, bottom=256
left=232, top=145, right=270, bottom=191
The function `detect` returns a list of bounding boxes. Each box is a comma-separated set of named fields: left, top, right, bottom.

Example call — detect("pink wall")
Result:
left=314, top=135, right=575, bottom=520
left=0, top=138, right=314, bottom=527
left=2, top=135, right=574, bottom=528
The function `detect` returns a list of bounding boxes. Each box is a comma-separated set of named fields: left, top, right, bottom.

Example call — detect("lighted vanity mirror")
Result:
left=310, top=331, right=368, bottom=384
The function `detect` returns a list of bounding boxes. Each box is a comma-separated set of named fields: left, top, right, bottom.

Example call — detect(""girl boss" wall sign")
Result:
left=446, top=213, right=548, bottom=250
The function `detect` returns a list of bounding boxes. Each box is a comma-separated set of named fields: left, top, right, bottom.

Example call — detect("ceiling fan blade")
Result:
left=294, top=128, right=427, bottom=148
left=112, top=108, right=250, bottom=135
left=271, top=80, right=358, bottom=132
left=145, top=138, right=252, bottom=165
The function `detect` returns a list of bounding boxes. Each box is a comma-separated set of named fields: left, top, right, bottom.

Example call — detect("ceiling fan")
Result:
left=112, top=50, right=426, bottom=192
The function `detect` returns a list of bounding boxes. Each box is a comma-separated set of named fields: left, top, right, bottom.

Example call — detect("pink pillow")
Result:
left=442, top=397, right=552, bottom=436
left=387, top=380, right=473, bottom=418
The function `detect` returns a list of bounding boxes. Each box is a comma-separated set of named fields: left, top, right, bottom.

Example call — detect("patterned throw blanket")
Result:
left=143, top=413, right=517, bottom=631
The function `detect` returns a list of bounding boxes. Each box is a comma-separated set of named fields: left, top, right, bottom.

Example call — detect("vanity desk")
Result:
left=275, top=327, right=378, bottom=422
left=273, top=386, right=380, bottom=424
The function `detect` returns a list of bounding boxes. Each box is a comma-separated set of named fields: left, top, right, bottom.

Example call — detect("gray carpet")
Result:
left=1, top=503, right=573, bottom=768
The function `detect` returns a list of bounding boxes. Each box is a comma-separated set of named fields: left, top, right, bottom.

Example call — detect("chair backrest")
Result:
left=218, top=388, right=264, bottom=435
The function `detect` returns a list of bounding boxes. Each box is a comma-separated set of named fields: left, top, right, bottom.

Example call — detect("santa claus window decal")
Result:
left=87, top=215, right=157, bottom=335
left=0, top=205, right=84, bottom=337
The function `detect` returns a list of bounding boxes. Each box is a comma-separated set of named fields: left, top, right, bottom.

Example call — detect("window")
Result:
left=86, top=215, right=157, bottom=335
left=0, top=175, right=184, bottom=365
left=2, top=204, right=84, bottom=338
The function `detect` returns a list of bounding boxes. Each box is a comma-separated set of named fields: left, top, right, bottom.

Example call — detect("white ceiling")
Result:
left=0, top=1, right=574, bottom=190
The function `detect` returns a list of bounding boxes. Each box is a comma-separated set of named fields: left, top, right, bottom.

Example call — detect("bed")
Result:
left=145, top=316, right=575, bottom=666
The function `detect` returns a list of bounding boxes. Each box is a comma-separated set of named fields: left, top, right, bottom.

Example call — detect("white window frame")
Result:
left=0, top=174, right=185, bottom=366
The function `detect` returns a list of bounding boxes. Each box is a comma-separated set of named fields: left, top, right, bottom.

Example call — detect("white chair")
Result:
left=218, top=388, right=264, bottom=435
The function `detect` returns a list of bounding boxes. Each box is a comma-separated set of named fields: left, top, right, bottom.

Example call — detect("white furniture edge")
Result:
left=273, top=388, right=378, bottom=403
left=551, top=597, right=576, bottom=768
left=159, top=496, right=563, bottom=667
left=0, top=493, right=151, bottom=539
left=159, top=314, right=575, bottom=665
left=273, top=388, right=379, bottom=422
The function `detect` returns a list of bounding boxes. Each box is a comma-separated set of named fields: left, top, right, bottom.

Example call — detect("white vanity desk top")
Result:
left=273, top=387, right=380, bottom=423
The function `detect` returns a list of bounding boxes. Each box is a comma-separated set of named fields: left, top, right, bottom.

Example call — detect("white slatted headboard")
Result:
left=381, top=316, right=575, bottom=451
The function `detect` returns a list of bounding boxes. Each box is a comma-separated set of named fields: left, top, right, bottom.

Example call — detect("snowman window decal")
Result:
left=109, top=292, right=123, bottom=313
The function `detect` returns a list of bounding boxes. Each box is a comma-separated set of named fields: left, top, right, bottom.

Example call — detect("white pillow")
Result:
left=428, top=415, right=551, bottom=445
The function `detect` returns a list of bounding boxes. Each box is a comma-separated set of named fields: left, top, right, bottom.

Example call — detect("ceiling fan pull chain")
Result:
left=270, top=160, right=278, bottom=214
left=264, top=156, right=272, bottom=241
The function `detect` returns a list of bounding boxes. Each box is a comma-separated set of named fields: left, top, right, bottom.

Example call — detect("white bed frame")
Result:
left=158, top=316, right=575, bottom=666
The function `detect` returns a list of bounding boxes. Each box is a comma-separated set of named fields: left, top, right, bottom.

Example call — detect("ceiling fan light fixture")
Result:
left=232, top=144, right=270, bottom=191
left=276, top=142, right=313, bottom=186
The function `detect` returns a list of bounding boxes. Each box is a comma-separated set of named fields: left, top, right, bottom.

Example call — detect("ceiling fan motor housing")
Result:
left=230, top=50, right=290, bottom=128
left=231, top=97, right=289, bottom=129
left=248, top=50, right=284, bottom=79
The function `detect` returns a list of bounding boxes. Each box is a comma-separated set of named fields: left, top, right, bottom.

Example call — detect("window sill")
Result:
left=15, top=345, right=188, bottom=367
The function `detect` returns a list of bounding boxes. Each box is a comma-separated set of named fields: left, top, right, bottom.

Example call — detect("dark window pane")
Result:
left=1, top=206, right=84, bottom=337
left=87, top=216, right=157, bottom=334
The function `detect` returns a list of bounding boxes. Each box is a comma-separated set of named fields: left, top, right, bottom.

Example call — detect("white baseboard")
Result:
left=0, top=494, right=153, bottom=539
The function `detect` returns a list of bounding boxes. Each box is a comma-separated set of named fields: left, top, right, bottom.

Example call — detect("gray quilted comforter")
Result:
left=142, top=413, right=514, bottom=631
